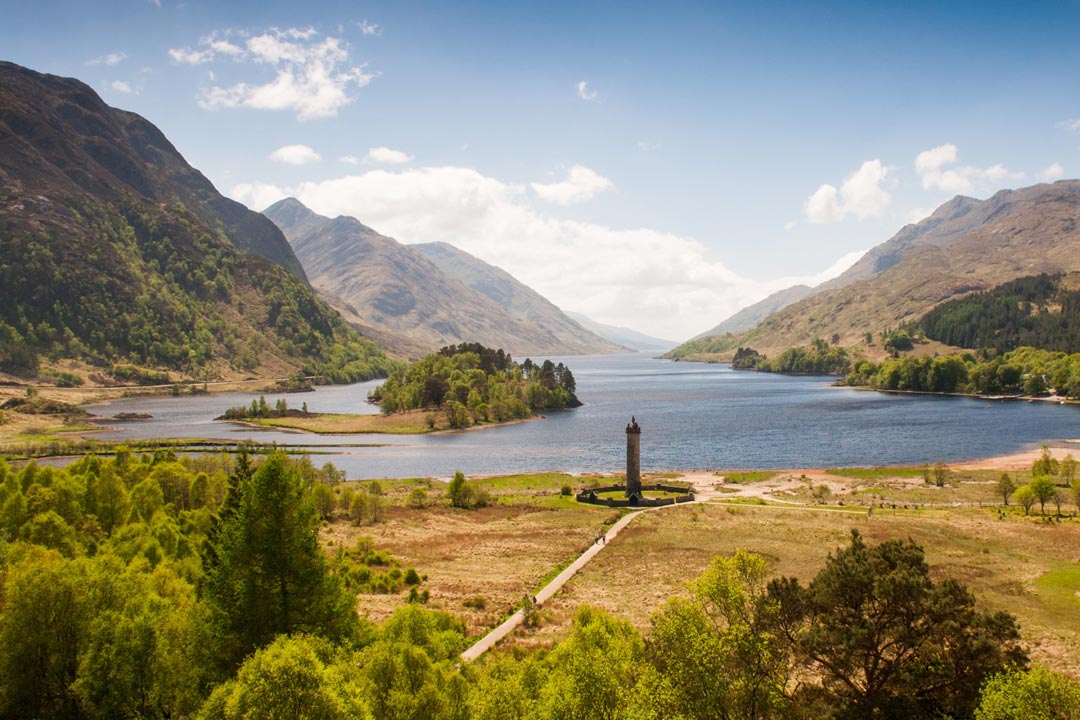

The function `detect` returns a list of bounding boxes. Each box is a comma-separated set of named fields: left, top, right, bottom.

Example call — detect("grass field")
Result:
left=321, top=468, right=1080, bottom=677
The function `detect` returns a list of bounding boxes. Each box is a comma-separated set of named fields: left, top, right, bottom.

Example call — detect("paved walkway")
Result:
left=459, top=507, right=646, bottom=661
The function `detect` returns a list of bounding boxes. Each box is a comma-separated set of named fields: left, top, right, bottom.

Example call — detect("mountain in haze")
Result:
left=263, top=198, right=623, bottom=357
left=564, top=312, right=676, bottom=353
left=692, top=283, right=816, bottom=338
left=668, top=180, right=1080, bottom=360
left=0, top=61, right=390, bottom=381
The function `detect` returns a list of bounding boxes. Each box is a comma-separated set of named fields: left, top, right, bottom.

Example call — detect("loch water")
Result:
left=89, top=353, right=1080, bottom=479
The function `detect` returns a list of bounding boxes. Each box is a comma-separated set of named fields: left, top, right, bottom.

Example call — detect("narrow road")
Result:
left=459, top=507, right=646, bottom=661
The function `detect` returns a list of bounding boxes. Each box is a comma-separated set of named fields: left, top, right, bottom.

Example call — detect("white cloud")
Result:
left=355, top=20, right=382, bottom=36
left=170, top=28, right=375, bottom=120
left=111, top=80, right=132, bottom=93
left=576, top=80, right=597, bottom=101
left=838, top=159, right=891, bottom=220
left=1040, top=162, right=1064, bottom=182
left=169, top=47, right=215, bottom=65
left=268, top=144, right=321, bottom=165
left=531, top=165, right=614, bottom=205
left=914, top=143, right=957, bottom=176
left=340, top=155, right=362, bottom=165
left=783, top=220, right=797, bottom=231
left=914, top=143, right=1024, bottom=194
left=803, top=159, right=891, bottom=224
left=803, top=184, right=841, bottom=224
left=232, top=181, right=288, bottom=211
left=148, top=0, right=161, bottom=6
left=1058, top=118, right=1080, bottom=133
left=364, top=147, right=413, bottom=164
left=229, top=165, right=863, bottom=339
left=87, top=51, right=127, bottom=66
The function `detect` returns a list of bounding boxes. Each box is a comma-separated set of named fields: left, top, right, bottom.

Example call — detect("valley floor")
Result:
left=329, top=450, right=1080, bottom=677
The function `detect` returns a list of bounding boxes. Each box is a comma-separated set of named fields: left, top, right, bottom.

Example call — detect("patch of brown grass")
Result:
left=533, top=502, right=1080, bottom=676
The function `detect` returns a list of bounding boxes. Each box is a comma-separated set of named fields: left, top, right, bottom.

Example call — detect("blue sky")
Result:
left=4, top=0, right=1080, bottom=339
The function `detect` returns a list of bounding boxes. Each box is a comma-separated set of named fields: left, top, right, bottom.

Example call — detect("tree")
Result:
left=1071, top=477, right=1080, bottom=514
left=931, top=461, right=950, bottom=487
left=997, top=473, right=1015, bottom=506
left=538, top=607, right=644, bottom=720
left=1030, top=475, right=1056, bottom=515
left=448, top=471, right=474, bottom=509
left=1032, top=445, right=1059, bottom=478
left=198, top=635, right=370, bottom=720
left=313, top=482, right=337, bottom=520
left=1062, top=454, right=1077, bottom=485
left=1014, top=485, right=1037, bottom=515
left=202, top=451, right=360, bottom=672
left=647, top=551, right=791, bottom=719
left=408, top=487, right=428, bottom=509
left=768, top=531, right=1026, bottom=719
left=974, top=668, right=1080, bottom=720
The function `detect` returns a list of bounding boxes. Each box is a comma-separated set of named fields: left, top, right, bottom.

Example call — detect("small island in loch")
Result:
left=218, top=344, right=581, bottom=434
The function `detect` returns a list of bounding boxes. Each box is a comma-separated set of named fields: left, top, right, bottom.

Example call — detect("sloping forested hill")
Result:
left=916, top=273, right=1080, bottom=354
left=0, top=62, right=391, bottom=382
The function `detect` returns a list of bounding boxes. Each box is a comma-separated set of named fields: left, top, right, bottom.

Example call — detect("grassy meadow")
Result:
left=318, top=463, right=1080, bottom=676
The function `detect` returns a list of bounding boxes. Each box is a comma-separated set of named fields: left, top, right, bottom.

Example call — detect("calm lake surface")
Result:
left=89, top=353, right=1080, bottom=479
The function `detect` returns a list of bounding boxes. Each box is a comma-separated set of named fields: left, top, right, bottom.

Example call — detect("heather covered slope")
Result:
left=0, top=62, right=391, bottom=382
left=668, top=181, right=1080, bottom=360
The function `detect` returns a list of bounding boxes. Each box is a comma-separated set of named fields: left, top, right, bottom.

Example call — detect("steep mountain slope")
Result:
left=264, top=198, right=622, bottom=356
left=411, top=242, right=624, bottom=353
left=0, top=62, right=390, bottom=381
left=693, top=284, right=816, bottom=338
left=668, top=180, right=1080, bottom=360
left=564, top=312, right=675, bottom=353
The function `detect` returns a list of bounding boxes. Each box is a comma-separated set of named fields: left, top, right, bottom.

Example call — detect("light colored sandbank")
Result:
left=236, top=410, right=540, bottom=436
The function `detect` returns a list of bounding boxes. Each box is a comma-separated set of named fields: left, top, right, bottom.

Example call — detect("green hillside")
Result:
left=0, top=62, right=391, bottom=383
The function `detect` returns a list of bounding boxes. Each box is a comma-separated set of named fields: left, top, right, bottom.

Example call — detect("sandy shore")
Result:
left=948, top=441, right=1080, bottom=471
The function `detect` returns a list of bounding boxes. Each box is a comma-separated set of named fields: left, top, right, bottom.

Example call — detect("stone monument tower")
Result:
left=626, top=416, right=641, bottom=498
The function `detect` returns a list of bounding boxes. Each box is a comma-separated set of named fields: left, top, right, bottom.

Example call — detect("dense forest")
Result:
left=844, top=346, right=1080, bottom=397
left=731, top=339, right=852, bottom=375
left=0, top=201, right=393, bottom=383
left=368, top=343, right=580, bottom=428
left=1, top=449, right=1076, bottom=719
left=915, top=273, right=1080, bottom=354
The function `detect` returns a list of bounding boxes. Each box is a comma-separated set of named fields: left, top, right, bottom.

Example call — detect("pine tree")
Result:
left=202, top=451, right=359, bottom=672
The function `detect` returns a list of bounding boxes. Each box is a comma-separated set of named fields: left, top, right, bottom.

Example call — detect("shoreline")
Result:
left=217, top=411, right=543, bottom=436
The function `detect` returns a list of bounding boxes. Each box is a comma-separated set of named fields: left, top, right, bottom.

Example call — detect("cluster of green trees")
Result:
left=0, top=201, right=393, bottom=383
left=220, top=395, right=308, bottom=421
left=732, top=339, right=852, bottom=375
left=369, top=344, right=580, bottom=428
left=844, top=346, right=1080, bottom=397
left=0, top=448, right=433, bottom=718
left=916, top=273, right=1080, bottom=354
left=1000, top=447, right=1080, bottom=516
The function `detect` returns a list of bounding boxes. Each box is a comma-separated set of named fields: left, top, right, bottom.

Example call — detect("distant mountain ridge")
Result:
left=693, top=284, right=816, bottom=338
left=0, top=61, right=390, bottom=381
left=264, top=198, right=623, bottom=358
left=565, top=312, right=676, bottom=353
left=668, top=180, right=1080, bottom=360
